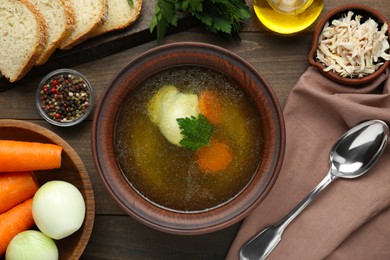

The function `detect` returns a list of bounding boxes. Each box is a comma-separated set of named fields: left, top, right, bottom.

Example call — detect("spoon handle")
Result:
left=239, top=171, right=335, bottom=260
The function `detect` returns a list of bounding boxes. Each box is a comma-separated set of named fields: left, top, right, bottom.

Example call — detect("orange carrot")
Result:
left=0, top=198, right=35, bottom=256
left=0, top=140, right=62, bottom=172
left=196, top=139, right=233, bottom=173
left=0, top=171, right=39, bottom=214
left=198, top=90, right=222, bottom=124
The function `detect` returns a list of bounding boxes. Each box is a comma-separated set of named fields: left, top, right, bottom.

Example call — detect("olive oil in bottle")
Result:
left=253, top=0, right=324, bottom=34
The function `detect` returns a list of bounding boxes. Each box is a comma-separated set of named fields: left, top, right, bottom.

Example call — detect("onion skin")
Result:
left=5, top=230, right=58, bottom=260
left=32, top=180, right=86, bottom=240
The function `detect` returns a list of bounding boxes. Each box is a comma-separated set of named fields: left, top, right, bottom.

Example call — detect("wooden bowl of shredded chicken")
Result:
left=309, top=4, right=390, bottom=85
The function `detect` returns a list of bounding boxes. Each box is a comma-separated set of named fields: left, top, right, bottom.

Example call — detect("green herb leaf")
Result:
left=196, top=0, right=250, bottom=36
left=127, top=0, right=133, bottom=8
left=182, top=0, right=203, bottom=11
left=150, top=0, right=180, bottom=44
left=150, top=0, right=250, bottom=44
left=177, top=115, right=213, bottom=150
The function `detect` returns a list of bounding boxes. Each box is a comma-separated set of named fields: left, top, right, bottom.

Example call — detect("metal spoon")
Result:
left=239, top=119, right=389, bottom=260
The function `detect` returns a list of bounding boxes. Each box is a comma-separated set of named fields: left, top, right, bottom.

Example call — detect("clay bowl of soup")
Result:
left=92, top=42, right=285, bottom=235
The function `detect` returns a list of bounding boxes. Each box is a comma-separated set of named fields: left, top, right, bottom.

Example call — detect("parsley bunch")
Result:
left=150, top=0, right=251, bottom=43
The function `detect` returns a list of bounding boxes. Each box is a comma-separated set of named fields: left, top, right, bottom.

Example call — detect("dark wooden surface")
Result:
left=1, top=0, right=389, bottom=259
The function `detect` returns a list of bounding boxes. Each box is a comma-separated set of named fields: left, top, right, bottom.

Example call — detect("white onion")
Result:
left=32, top=180, right=85, bottom=239
left=6, top=230, right=58, bottom=260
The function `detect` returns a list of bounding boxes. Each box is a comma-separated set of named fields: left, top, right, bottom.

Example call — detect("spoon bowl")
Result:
left=240, top=120, right=388, bottom=260
left=330, top=120, right=388, bottom=178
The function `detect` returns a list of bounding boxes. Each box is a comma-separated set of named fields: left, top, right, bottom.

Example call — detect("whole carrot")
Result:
left=0, top=171, right=39, bottom=214
left=0, top=198, right=35, bottom=256
left=0, top=140, right=62, bottom=172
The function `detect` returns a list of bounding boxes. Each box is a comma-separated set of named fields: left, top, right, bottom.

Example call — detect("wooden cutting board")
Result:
left=0, top=1, right=194, bottom=89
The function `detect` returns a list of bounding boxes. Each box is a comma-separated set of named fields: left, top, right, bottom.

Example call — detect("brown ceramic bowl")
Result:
left=92, top=42, right=285, bottom=235
left=309, top=4, right=390, bottom=85
left=0, top=119, right=94, bottom=259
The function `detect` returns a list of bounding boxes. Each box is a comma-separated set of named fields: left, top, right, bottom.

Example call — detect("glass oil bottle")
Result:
left=253, top=0, right=324, bottom=34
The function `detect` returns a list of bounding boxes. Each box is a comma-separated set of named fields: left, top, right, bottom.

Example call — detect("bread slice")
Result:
left=92, top=0, right=142, bottom=36
left=29, top=0, right=75, bottom=65
left=0, top=0, right=48, bottom=82
left=59, top=0, right=107, bottom=50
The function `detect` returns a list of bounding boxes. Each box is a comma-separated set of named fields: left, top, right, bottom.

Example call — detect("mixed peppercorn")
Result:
left=39, top=73, right=91, bottom=123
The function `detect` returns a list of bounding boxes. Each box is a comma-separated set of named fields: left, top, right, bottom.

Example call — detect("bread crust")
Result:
left=4, top=0, right=48, bottom=82
left=126, top=0, right=142, bottom=29
left=122, top=0, right=143, bottom=30
left=61, top=0, right=76, bottom=38
left=93, top=0, right=143, bottom=36
left=35, top=0, right=76, bottom=65
left=60, top=0, right=108, bottom=50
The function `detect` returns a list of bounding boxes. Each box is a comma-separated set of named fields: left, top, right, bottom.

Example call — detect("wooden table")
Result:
left=1, top=0, right=389, bottom=259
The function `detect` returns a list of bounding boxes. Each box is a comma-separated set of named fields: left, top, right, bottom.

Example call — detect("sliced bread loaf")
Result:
left=59, top=0, right=107, bottom=50
left=92, top=0, right=142, bottom=36
left=0, top=0, right=48, bottom=82
left=29, top=0, right=75, bottom=65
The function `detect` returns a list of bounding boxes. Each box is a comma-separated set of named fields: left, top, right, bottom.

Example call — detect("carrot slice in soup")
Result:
left=198, top=90, right=222, bottom=124
left=0, top=171, right=39, bottom=214
left=0, top=140, right=62, bottom=172
left=0, top=198, right=35, bottom=256
left=196, top=139, right=233, bottom=173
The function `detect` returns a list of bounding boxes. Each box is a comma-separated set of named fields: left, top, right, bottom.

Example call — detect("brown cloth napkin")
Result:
left=227, top=66, right=390, bottom=260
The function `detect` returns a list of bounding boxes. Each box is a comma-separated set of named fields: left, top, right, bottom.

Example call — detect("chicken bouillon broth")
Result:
left=115, top=66, right=264, bottom=211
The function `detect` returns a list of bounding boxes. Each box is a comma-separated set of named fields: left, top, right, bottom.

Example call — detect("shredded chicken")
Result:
left=316, top=11, right=390, bottom=78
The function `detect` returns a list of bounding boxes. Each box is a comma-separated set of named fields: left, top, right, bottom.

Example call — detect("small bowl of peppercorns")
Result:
left=36, top=69, right=93, bottom=127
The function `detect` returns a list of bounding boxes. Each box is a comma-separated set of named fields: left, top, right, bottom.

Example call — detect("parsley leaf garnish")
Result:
left=177, top=115, right=213, bottom=150
left=150, top=0, right=250, bottom=44
left=127, top=0, right=133, bottom=8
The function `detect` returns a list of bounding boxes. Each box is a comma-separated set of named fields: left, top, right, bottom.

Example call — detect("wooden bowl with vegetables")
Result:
left=92, top=42, right=285, bottom=235
left=309, top=4, right=390, bottom=85
left=0, top=119, right=94, bottom=259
